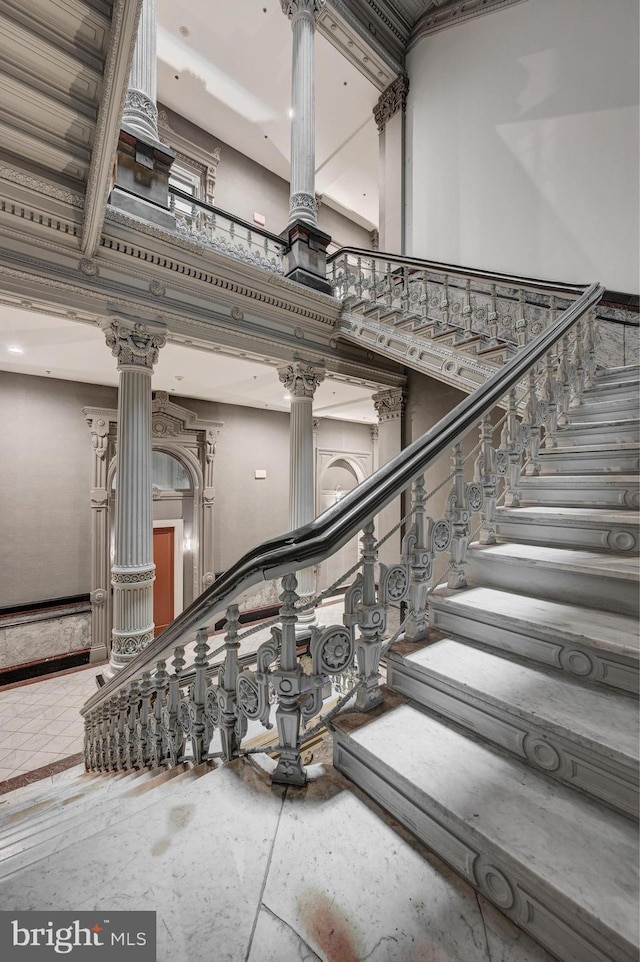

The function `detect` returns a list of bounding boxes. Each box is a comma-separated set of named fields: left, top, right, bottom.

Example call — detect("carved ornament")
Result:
left=372, top=387, right=405, bottom=422
left=373, top=75, right=409, bottom=133
left=105, top=320, right=166, bottom=370
left=278, top=362, right=326, bottom=399
left=280, top=0, right=326, bottom=20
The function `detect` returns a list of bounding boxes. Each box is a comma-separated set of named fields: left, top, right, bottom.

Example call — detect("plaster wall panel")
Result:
left=405, top=0, right=639, bottom=293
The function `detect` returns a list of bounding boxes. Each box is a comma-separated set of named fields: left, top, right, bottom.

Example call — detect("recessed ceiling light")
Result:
left=8, top=346, right=23, bottom=354
left=179, top=25, right=190, bottom=37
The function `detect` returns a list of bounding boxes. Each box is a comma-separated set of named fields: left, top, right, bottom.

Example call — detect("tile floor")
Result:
left=0, top=599, right=347, bottom=783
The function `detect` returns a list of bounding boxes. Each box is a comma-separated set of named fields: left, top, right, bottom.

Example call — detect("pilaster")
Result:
left=372, top=387, right=405, bottom=564
left=374, top=75, right=409, bottom=254
left=84, top=408, right=117, bottom=664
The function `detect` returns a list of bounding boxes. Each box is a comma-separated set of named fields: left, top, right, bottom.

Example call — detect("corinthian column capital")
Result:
left=278, top=361, right=326, bottom=399
left=104, top=321, right=166, bottom=371
left=280, top=0, right=326, bottom=20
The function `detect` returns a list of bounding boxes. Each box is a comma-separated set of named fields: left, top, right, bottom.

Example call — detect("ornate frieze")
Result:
left=278, top=361, right=326, bottom=398
left=373, top=75, right=409, bottom=133
left=105, top=320, right=166, bottom=370
left=372, top=387, right=405, bottom=422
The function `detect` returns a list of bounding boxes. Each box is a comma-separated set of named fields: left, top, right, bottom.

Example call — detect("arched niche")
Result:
left=316, top=449, right=372, bottom=595
left=83, top=394, right=222, bottom=664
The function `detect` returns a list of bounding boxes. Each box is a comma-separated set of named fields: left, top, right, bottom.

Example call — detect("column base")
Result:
left=281, top=220, right=333, bottom=295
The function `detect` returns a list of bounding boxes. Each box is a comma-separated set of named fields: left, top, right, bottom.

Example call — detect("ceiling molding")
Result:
left=409, top=0, right=529, bottom=47
left=81, top=0, right=144, bottom=258
left=319, top=1, right=404, bottom=90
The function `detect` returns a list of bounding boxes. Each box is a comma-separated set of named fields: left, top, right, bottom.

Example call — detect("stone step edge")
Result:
left=386, top=648, right=638, bottom=818
left=333, top=707, right=637, bottom=962
left=466, top=543, right=638, bottom=580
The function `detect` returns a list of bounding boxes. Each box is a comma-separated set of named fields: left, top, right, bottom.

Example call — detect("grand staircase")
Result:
left=333, top=363, right=640, bottom=962
left=0, top=363, right=637, bottom=962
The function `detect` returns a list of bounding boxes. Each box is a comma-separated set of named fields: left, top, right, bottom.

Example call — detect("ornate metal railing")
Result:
left=169, top=186, right=286, bottom=275
left=81, top=281, right=603, bottom=785
left=328, top=247, right=588, bottom=357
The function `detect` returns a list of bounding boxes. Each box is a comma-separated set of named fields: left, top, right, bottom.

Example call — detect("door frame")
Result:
left=153, top=519, right=184, bottom=621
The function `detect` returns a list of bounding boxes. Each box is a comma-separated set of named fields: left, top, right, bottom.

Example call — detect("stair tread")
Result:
left=495, top=506, right=640, bottom=524
left=400, top=639, right=639, bottom=759
left=520, top=475, right=638, bottom=485
left=468, top=541, right=639, bottom=580
left=432, top=585, right=639, bottom=657
left=346, top=704, right=639, bottom=944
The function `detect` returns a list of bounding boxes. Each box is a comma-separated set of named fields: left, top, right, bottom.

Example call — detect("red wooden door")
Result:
left=153, top=526, right=175, bottom=636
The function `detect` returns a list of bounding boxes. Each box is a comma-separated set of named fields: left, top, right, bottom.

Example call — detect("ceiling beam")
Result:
left=81, top=0, right=143, bottom=258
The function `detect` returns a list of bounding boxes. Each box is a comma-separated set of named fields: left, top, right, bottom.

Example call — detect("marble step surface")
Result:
left=552, top=418, right=640, bottom=446
left=429, top=584, right=639, bottom=693
left=466, top=540, right=639, bottom=617
left=566, top=396, right=638, bottom=423
left=592, top=365, right=639, bottom=386
left=494, top=506, right=639, bottom=554
left=518, top=474, right=639, bottom=509
left=0, top=763, right=89, bottom=812
left=538, top=442, right=640, bottom=475
left=386, top=639, right=639, bottom=817
left=0, top=762, right=198, bottom=872
left=333, top=700, right=639, bottom=962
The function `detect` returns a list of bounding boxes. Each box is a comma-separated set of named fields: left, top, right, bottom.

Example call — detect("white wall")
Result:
left=405, top=0, right=639, bottom=292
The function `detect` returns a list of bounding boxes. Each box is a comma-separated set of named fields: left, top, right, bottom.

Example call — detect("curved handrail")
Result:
left=82, top=282, right=604, bottom=714
left=327, top=245, right=588, bottom=298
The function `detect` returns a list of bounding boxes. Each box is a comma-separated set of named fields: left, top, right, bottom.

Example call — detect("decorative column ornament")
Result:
left=374, top=74, right=409, bottom=254
left=123, top=0, right=159, bottom=140
left=280, top=0, right=325, bottom=226
left=105, top=320, right=166, bottom=676
left=278, top=361, right=325, bottom=630
left=373, top=75, right=409, bottom=134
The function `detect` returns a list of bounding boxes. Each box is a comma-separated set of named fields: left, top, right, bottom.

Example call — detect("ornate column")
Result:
left=110, top=0, right=175, bottom=229
left=278, top=361, right=325, bottom=633
left=83, top=409, right=116, bottom=664
left=104, top=320, right=166, bottom=677
left=372, top=388, right=405, bottom=565
left=374, top=75, right=409, bottom=253
left=280, top=1, right=332, bottom=293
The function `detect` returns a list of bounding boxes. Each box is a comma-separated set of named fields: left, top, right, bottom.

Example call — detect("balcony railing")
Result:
left=169, top=186, right=287, bottom=275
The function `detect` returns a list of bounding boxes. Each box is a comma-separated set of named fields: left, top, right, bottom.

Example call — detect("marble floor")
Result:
left=0, top=600, right=347, bottom=784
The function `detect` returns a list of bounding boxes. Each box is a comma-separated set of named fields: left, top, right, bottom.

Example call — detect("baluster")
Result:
left=149, top=659, right=168, bottom=767
left=370, top=257, right=377, bottom=304
left=271, top=574, right=307, bottom=786
left=402, top=475, right=430, bottom=642
left=355, top=521, right=385, bottom=710
left=419, top=270, right=429, bottom=322
left=440, top=275, right=450, bottom=330
left=556, top=334, right=572, bottom=426
left=124, top=681, right=139, bottom=769
left=169, top=192, right=176, bottom=215
left=524, top=369, right=542, bottom=477
left=115, top=688, right=128, bottom=770
left=474, top=415, right=498, bottom=544
left=503, top=389, right=523, bottom=507
left=135, top=672, right=152, bottom=768
left=385, top=262, right=393, bottom=308
left=108, top=695, right=119, bottom=771
left=99, top=703, right=109, bottom=771
left=83, top=712, right=92, bottom=770
left=585, top=309, right=598, bottom=387
left=187, top=629, right=210, bottom=764
left=401, top=265, right=410, bottom=314
left=211, top=211, right=217, bottom=236
left=462, top=277, right=472, bottom=336
left=264, top=236, right=269, bottom=259
left=488, top=283, right=498, bottom=341
left=86, top=708, right=97, bottom=771
left=447, top=443, right=471, bottom=588
left=570, top=319, right=586, bottom=405
left=247, top=229, right=252, bottom=253
left=542, top=311, right=560, bottom=448
left=516, top=290, right=528, bottom=347
left=355, top=256, right=363, bottom=299
left=217, top=605, right=246, bottom=762
left=164, top=646, right=186, bottom=767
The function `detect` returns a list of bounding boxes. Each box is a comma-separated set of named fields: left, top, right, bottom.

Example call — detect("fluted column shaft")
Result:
left=281, top=1, right=325, bottom=227
left=123, top=0, right=158, bottom=139
left=105, top=321, right=166, bottom=675
left=278, top=362, right=325, bottom=605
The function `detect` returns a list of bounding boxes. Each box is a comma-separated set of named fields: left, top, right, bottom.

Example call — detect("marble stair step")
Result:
left=0, top=767, right=139, bottom=824
left=566, top=397, right=638, bottom=423
left=333, top=700, right=639, bottom=962
left=386, top=639, right=638, bottom=817
left=429, top=584, right=638, bottom=692
left=494, top=506, right=639, bottom=554
left=465, top=542, right=639, bottom=620
left=593, top=364, right=639, bottom=387
left=0, top=761, right=210, bottom=879
left=0, top=763, right=89, bottom=812
left=538, top=442, right=640, bottom=475
left=518, top=474, right=639, bottom=509
left=552, top=418, right=640, bottom=446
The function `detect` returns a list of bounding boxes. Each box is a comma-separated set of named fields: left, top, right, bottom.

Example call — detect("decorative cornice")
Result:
left=372, top=387, right=405, bottom=422
left=409, top=0, right=529, bottom=48
left=278, top=361, right=326, bottom=399
left=317, top=2, right=400, bottom=90
left=0, top=164, right=84, bottom=208
left=373, top=75, right=409, bottom=133
left=104, top=319, right=166, bottom=370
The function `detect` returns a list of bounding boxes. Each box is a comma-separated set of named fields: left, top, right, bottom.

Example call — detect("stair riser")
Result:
left=387, top=658, right=638, bottom=818
left=334, top=735, right=634, bottom=962
left=593, top=368, right=639, bottom=386
left=539, top=449, right=640, bottom=475
left=519, top=480, right=639, bottom=510
left=554, top=424, right=639, bottom=446
left=466, top=551, right=638, bottom=618
left=494, top=519, right=639, bottom=554
left=429, top=601, right=638, bottom=693
left=567, top=402, right=638, bottom=423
